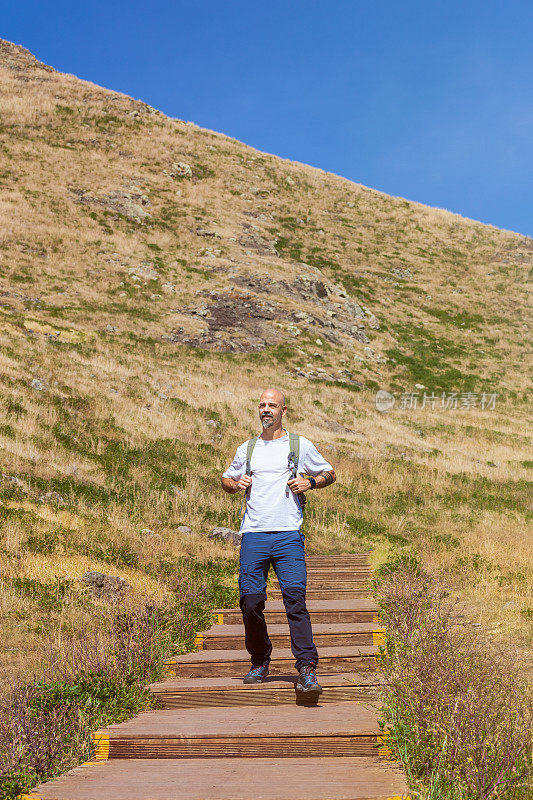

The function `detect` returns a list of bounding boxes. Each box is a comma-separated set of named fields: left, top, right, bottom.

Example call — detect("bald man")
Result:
left=221, top=388, right=336, bottom=693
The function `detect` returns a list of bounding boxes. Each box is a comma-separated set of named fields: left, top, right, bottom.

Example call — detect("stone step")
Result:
left=91, top=702, right=386, bottom=759
left=195, top=622, right=385, bottom=651
left=149, top=672, right=381, bottom=708
left=23, top=757, right=410, bottom=800
left=164, top=645, right=378, bottom=678
left=212, top=599, right=380, bottom=626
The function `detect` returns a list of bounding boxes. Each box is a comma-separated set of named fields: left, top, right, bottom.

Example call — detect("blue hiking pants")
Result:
left=239, top=529, right=318, bottom=671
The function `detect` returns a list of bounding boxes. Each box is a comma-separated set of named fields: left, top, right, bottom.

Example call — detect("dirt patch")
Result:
left=164, top=292, right=282, bottom=352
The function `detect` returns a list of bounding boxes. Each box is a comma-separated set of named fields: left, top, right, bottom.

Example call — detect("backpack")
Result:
left=240, top=431, right=306, bottom=518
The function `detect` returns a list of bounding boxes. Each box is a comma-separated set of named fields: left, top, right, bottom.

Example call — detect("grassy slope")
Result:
left=0, top=39, right=531, bottom=685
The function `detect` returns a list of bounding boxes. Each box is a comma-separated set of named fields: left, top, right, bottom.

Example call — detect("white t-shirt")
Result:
left=222, top=432, right=333, bottom=533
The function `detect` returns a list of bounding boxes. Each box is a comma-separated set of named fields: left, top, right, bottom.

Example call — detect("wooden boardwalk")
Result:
left=23, top=553, right=410, bottom=800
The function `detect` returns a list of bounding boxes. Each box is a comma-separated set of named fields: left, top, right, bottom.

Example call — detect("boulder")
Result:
left=176, top=525, right=193, bottom=535
left=170, top=161, right=192, bottom=178
left=81, top=571, right=131, bottom=602
left=71, top=188, right=151, bottom=221
left=128, top=263, right=159, bottom=281
left=210, top=527, right=242, bottom=546
left=1, top=473, right=29, bottom=492
left=39, top=490, right=66, bottom=505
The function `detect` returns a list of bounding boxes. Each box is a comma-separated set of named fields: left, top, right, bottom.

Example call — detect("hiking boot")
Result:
left=296, top=663, right=322, bottom=694
left=243, top=664, right=269, bottom=684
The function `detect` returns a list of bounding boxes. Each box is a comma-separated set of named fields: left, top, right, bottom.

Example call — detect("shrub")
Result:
left=0, top=558, right=237, bottom=799
left=375, top=559, right=532, bottom=799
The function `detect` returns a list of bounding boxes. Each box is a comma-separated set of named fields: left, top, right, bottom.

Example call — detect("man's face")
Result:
left=258, top=392, right=286, bottom=429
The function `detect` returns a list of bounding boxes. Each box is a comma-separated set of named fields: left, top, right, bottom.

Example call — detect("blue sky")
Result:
left=3, top=0, right=532, bottom=236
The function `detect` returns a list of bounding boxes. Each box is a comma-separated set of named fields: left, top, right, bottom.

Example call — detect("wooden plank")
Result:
left=164, top=646, right=378, bottom=678
left=149, top=672, right=381, bottom=708
left=306, top=567, right=373, bottom=574
left=213, top=599, right=381, bottom=626
left=150, top=673, right=380, bottom=692
left=273, top=579, right=371, bottom=589
left=100, top=701, right=382, bottom=736
left=104, top=735, right=379, bottom=758
left=203, top=622, right=381, bottom=637
left=269, top=588, right=371, bottom=600
left=94, top=702, right=385, bottom=759
left=306, top=553, right=370, bottom=565
left=307, top=560, right=372, bottom=565
left=23, top=756, right=410, bottom=800
left=197, top=622, right=385, bottom=651
left=150, top=687, right=379, bottom=709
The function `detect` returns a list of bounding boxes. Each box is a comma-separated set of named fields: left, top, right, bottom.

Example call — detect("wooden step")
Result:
left=269, top=588, right=371, bottom=600
left=165, top=645, right=378, bottom=678
left=91, top=702, right=385, bottom=759
left=306, top=562, right=372, bottom=570
left=213, top=599, right=381, bottom=626
left=305, top=569, right=373, bottom=579
left=196, top=622, right=385, bottom=651
left=149, top=673, right=381, bottom=708
left=23, top=756, right=410, bottom=799
left=273, top=578, right=370, bottom=590
left=306, top=554, right=370, bottom=564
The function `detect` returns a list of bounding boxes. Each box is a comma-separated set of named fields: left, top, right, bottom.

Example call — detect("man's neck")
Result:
left=260, top=425, right=287, bottom=442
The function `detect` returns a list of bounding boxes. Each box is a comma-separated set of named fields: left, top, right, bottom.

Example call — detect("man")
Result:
left=221, top=388, right=336, bottom=693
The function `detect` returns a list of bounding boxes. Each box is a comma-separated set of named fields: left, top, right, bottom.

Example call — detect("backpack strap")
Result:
left=240, top=436, right=258, bottom=519
left=288, top=431, right=300, bottom=472
left=245, top=436, right=258, bottom=476
left=287, top=432, right=307, bottom=512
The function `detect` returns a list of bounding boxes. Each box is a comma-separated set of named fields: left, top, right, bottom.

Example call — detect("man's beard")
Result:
left=261, top=415, right=274, bottom=429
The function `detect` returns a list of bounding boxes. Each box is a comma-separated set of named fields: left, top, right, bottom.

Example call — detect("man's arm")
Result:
left=221, top=475, right=252, bottom=494
left=287, top=469, right=336, bottom=494
left=312, top=469, right=337, bottom=489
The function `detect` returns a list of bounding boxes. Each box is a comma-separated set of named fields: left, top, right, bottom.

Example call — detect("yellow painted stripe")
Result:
left=213, top=612, right=224, bottom=624
left=194, top=634, right=204, bottom=650
left=373, top=627, right=386, bottom=646
left=19, top=795, right=42, bottom=799
left=92, top=731, right=110, bottom=761
left=163, top=661, right=177, bottom=676
left=377, top=731, right=394, bottom=760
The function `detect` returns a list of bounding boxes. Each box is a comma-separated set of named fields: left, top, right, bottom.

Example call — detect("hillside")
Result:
left=0, top=37, right=531, bottom=689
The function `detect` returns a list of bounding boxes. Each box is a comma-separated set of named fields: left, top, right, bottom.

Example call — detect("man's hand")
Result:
left=287, top=477, right=312, bottom=493
left=288, top=470, right=336, bottom=494
left=236, top=475, right=252, bottom=491
left=221, top=475, right=252, bottom=494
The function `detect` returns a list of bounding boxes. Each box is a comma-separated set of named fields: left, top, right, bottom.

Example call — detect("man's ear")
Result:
left=281, top=406, right=287, bottom=416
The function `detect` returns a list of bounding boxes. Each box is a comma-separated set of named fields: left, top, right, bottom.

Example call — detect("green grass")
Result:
left=386, top=322, right=494, bottom=392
